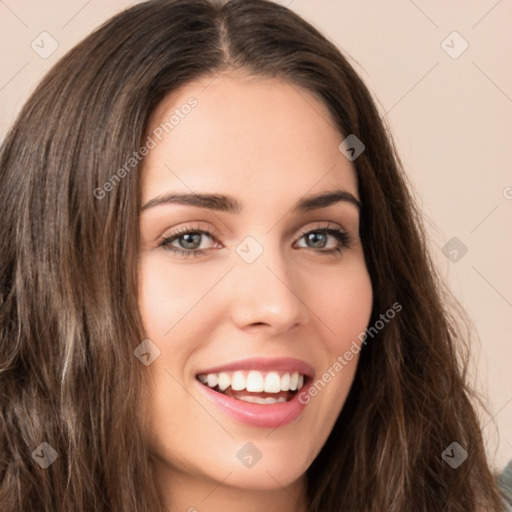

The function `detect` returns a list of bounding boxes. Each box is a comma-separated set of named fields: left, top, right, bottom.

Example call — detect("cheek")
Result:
left=138, top=255, right=217, bottom=336
left=307, top=258, right=373, bottom=350
left=138, top=255, right=233, bottom=376
left=139, top=257, right=182, bottom=332
left=137, top=257, right=198, bottom=377
left=301, top=259, right=372, bottom=405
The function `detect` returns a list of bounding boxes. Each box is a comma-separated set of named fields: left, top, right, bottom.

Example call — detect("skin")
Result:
left=138, top=70, right=373, bottom=512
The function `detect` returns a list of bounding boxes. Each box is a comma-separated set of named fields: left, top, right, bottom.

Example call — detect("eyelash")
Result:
left=158, top=223, right=353, bottom=259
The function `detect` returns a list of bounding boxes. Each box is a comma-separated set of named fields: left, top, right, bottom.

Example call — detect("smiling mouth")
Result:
left=196, top=370, right=308, bottom=405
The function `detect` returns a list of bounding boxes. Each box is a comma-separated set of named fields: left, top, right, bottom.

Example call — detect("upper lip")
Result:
left=196, top=357, right=315, bottom=378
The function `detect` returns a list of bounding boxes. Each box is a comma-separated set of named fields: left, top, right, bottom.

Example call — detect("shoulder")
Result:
left=498, top=460, right=512, bottom=511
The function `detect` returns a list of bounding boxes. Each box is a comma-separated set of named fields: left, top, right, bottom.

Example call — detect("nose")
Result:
left=228, top=243, right=309, bottom=334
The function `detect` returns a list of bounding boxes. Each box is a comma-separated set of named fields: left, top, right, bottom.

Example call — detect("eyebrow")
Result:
left=141, top=189, right=362, bottom=213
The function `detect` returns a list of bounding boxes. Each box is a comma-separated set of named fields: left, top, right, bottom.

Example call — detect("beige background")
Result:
left=1, top=0, right=511, bottom=472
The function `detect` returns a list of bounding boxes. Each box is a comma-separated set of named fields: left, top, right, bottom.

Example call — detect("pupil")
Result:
left=308, top=232, right=326, bottom=248
left=182, top=233, right=200, bottom=249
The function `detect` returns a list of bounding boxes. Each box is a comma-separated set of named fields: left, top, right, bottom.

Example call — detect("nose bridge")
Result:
left=228, top=233, right=307, bottom=331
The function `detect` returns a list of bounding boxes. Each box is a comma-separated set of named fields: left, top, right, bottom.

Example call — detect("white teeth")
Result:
left=231, top=371, right=246, bottom=391
left=246, top=370, right=264, bottom=392
left=237, top=396, right=287, bottom=404
left=236, top=395, right=265, bottom=404
left=197, top=370, right=307, bottom=394
left=217, top=372, right=230, bottom=391
left=289, top=372, right=299, bottom=391
left=280, top=373, right=290, bottom=391
left=206, top=374, right=218, bottom=388
left=264, top=396, right=287, bottom=404
left=264, top=372, right=281, bottom=393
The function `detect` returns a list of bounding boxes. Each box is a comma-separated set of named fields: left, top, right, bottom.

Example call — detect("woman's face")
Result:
left=138, top=72, right=373, bottom=503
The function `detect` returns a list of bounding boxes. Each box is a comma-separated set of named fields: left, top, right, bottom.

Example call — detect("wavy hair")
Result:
left=0, top=0, right=505, bottom=510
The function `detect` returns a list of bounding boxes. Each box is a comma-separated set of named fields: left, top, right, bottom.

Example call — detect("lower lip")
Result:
left=196, top=379, right=312, bottom=428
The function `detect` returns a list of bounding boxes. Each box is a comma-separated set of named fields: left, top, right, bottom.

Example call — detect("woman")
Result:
left=0, top=0, right=508, bottom=510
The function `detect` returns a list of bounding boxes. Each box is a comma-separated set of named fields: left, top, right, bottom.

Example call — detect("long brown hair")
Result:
left=0, top=0, right=505, bottom=510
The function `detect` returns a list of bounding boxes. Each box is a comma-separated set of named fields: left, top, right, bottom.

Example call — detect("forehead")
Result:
left=141, top=72, right=358, bottom=202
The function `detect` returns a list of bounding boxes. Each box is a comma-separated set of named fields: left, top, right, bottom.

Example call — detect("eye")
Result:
left=295, top=224, right=352, bottom=254
left=158, top=222, right=353, bottom=259
left=158, top=223, right=216, bottom=258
